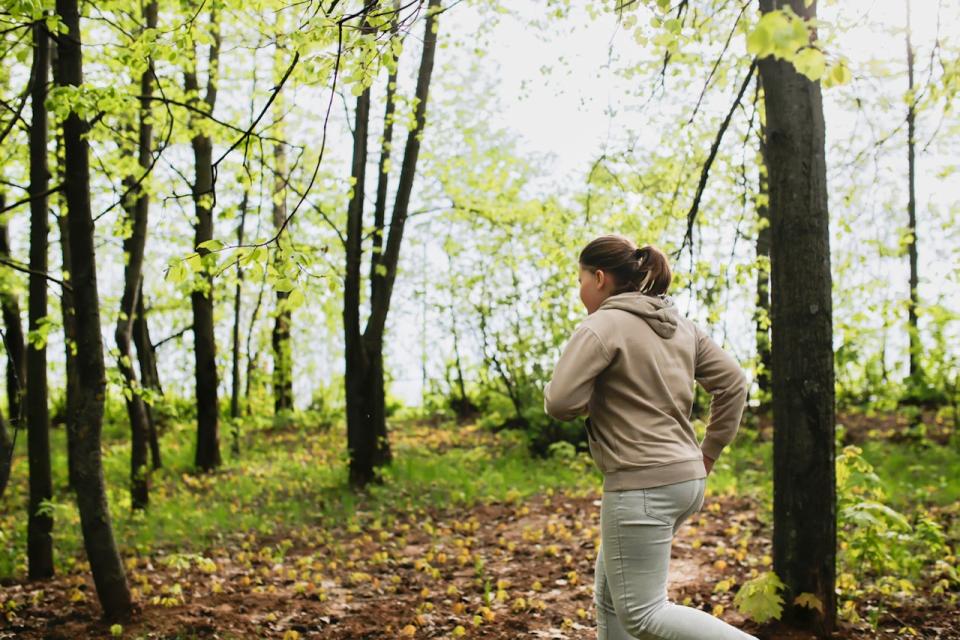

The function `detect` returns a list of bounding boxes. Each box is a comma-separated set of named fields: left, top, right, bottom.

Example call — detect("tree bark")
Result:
left=184, top=6, right=222, bottom=472
left=0, top=404, right=10, bottom=500
left=0, top=232, right=26, bottom=434
left=755, top=89, right=772, bottom=412
left=55, top=172, right=80, bottom=490
left=0, top=196, right=14, bottom=497
left=0, top=220, right=26, bottom=432
left=758, top=0, right=836, bottom=635
left=133, top=286, right=162, bottom=469
left=27, top=17, right=54, bottom=579
left=904, top=0, right=920, bottom=383
left=271, top=141, right=293, bottom=414
left=344, top=70, right=373, bottom=487
left=115, top=0, right=157, bottom=510
left=56, top=0, right=133, bottom=620
left=230, top=188, right=247, bottom=423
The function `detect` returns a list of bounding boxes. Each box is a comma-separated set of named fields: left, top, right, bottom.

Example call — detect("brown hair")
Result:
left=579, top=235, right=672, bottom=296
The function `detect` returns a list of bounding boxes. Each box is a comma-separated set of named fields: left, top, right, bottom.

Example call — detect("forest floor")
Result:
left=1, top=408, right=958, bottom=639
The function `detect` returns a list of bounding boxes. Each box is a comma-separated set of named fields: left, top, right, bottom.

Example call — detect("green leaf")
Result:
left=733, top=572, right=785, bottom=624
left=197, top=239, right=224, bottom=252
left=793, top=47, right=826, bottom=81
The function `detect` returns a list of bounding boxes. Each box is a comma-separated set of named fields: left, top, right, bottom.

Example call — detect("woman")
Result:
left=544, top=235, right=757, bottom=640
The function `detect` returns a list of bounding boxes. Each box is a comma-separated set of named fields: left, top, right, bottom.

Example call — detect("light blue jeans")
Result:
left=595, top=477, right=758, bottom=639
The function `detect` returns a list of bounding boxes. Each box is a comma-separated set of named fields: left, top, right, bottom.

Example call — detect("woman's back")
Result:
left=544, top=290, right=747, bottom=492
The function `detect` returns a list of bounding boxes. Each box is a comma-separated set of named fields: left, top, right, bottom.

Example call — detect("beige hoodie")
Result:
left=543, top=291, right=748, bottom=491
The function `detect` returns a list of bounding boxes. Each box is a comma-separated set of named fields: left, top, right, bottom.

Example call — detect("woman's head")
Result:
left=577, top=235, right=672, bottom=314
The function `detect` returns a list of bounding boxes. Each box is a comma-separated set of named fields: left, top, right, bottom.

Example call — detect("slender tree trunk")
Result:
left=0, top=196, right=14, bottom=497
left=344, top=71, right=373, bottom=487
left=0, top=220, right=26, bottom=431
left=244, top=270, right=266, bottom=414
left=369, top=3, right=400, bottom=290
left=365, top=0, right=441, bottom=465
left=450, top=296, right=472, bottom=416
left=49, top=38, right=79, bottom=488
left=56, top=0, right=132, bottom=620
left=904, top=0, right=920, bottom=383
left=115, top=0, right=157, bottom=510
left=0, top=405, right=10, bottom=499
left=133, top=287, right=162, bottom=469
left=27, top=18, right=54, bottom=579
left=56, top=182, right=80, bottom=490
left=230, top=189, right=246, bottom=422
left=271, top=142, right=293, bottom=414
left=758, top=0, right=836, bottom=635
left=755, top=98, right=772, bottom=412
left=184, top=8, right=222, bottom=472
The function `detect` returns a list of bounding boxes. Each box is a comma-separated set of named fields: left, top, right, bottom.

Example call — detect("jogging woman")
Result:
left=544, top=235, right=757, bottom=640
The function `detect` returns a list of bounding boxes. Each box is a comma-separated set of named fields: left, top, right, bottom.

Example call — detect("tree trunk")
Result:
left=56, top=184, right=80, bottom=489
left=56, top=0, right=133, bottom=620
left=133, top=286, right=162, bottom=469
left=230, top=188, right=246, bottom=422
left=184, top=8, right=222, bottom=472
left=755, top=90, right=772, bottom=412
left=0, top=405, right=10, bottom=499
left=904, top=0, right=920, bottom=383
left=0, top=204, right=13, bottom=496
left=0, top=219, right=26, bottom=430
left=758, top=0, right=836, bottom=635
left=115, top=0, right=157, bottom=510
left=362, top=0, right=441, bottom=473
left=50, top=38, right=79, bottom=489
left=27, top=17, right=54, bottom=579
left=344, top=71, right=374, bottom=487
left=271, top=142, right=293, bottom=414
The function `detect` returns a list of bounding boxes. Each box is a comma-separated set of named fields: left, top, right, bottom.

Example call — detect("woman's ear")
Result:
left=594, top=269, right=606, bottom=289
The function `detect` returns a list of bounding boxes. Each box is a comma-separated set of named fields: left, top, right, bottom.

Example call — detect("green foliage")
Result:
left=733, top=571, right=785, bottom=623
left=836, top=444, right=959, bottom=610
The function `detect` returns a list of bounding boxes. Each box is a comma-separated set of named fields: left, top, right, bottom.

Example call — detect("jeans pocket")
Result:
left=642, top=486, right=677, bottom=526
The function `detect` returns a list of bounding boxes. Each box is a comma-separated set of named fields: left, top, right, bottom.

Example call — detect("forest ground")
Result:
left=0, top=405, right=958, bottom=639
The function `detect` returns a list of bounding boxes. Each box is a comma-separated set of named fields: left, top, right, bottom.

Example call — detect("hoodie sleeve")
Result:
left=693, top=323, right=748, bottom=460
left=544, top=324, right=612, bottom=421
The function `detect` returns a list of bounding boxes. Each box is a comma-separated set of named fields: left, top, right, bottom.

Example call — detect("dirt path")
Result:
left=1, top=488, right=955, bottom=639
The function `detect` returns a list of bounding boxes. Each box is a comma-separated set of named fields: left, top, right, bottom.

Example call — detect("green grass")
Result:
left=0, top=410, right=600, bottom=579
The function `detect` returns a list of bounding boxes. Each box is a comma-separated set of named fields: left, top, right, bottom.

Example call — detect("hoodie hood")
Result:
left=597, top=291, right=679, bottom=339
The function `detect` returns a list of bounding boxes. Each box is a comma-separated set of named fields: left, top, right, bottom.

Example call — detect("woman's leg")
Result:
left=598, top=478, right=758, bottom=640
left=595, top=541, right=635, bottom=640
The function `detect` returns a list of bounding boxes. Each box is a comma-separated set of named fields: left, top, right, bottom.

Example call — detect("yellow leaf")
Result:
left=794, top=592, right=824, bottom=613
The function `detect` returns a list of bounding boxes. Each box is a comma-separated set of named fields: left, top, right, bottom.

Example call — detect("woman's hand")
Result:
left=703, top=455, right=715, bottom=475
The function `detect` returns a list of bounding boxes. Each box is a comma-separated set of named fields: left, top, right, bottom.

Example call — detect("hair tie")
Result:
left=633, top=247, right=644, bottom=261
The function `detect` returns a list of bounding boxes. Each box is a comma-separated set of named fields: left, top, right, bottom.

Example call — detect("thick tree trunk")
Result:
left=905, top=0, right=920, bottom=383
left=56, top=0, right=133, bottom=620
left=758, top=0, right=836, bottom=636
left=133, top=287, right=162, bottom=469
left=271, top=142, right=293, bottom=414
left=115, top=0, right=157, bottom=510
left=27, top=18, right=54, bottom=579
left=185, top=11, right=222, bottom=472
